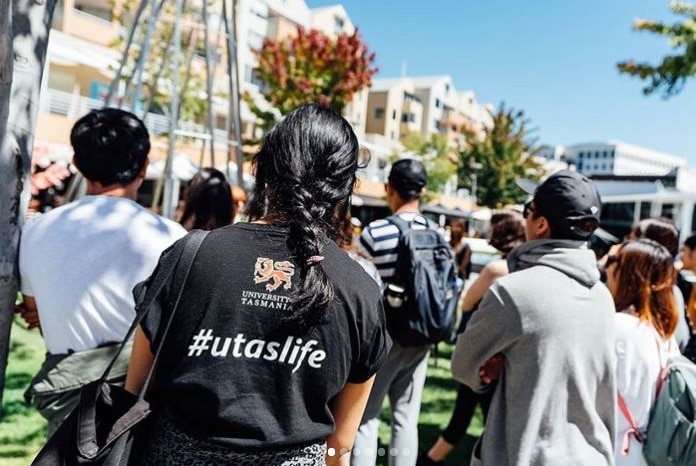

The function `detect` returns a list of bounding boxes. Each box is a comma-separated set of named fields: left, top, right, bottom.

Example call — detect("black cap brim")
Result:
left=516, top=178, right=539, bottom=196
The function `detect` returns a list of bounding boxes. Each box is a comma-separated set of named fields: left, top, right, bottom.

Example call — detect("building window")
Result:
left=435, top=98, right=441, bottom=108
left=445, top=83, right=450, bottom=93
left=601, top=202, right=636, bottom=238
left=392, top=109, right=397, bottom=120
left=374, top=108, right=384, bottom=119
left=640, top=202, right=652, bottom=220
left=603, top=151, right=608, bottom=158
left=390, top=131, right=395, bottom=140
left=577, top=162, right=583, bottom=171
left=578, top=152, right=584, bottom=159
left=334, top=16, right=345, bottom=34
left=661, top=203, right=677, bottom=220
left=401, top=113, right=415, bottom=123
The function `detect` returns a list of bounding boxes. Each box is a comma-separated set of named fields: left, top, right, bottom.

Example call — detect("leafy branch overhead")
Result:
left=458, top=104, right=542, bottom=208
left=617, top=1, right=696, bottom=97
left=254, top=27, right=378, bottom=115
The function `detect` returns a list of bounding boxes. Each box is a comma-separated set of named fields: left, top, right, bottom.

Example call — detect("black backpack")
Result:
left=383, top=215, right=458, bottom=346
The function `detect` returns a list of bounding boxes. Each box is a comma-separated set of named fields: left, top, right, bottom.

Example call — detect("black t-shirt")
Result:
left=141, top=223, right=391, bottom=450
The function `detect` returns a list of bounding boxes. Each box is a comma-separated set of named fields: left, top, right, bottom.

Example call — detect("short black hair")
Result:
left=70, top=108, right=150, bottom=186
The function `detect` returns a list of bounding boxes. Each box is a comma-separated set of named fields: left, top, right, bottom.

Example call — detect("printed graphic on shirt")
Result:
left=187, top=329, right=327, bottom=373
left=253, top=257, right=295, bottom=292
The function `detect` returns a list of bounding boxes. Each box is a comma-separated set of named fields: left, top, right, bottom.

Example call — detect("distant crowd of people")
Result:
left=15, top=105, right=696, bottom=466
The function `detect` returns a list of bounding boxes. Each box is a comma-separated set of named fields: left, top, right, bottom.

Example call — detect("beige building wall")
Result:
left=56, top=0, right=120, bottom=47
left=366, top=78, right=424, bottom=142
left=366, top=91, right=388, bottom=136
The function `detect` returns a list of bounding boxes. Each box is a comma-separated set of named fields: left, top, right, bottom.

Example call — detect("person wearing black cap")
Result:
left=352, top=158, right=436, bottom=466
left=451, top=170, right=616, bottom=466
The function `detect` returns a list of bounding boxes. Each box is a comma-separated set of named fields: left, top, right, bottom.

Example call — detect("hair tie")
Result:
left=650, top=283, right=671, bottom=292
left=306, top=255, right=325, bottom=266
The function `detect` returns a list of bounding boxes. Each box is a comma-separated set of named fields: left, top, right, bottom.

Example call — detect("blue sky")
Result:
left=307, top=0, right=696, bottom=163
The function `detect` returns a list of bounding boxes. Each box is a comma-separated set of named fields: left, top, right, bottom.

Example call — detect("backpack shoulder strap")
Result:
left=139, top=229, right=208, bottom=398
left=386, top=214, right=411, bottom=236
left=617, top=391, right=645, bottom=454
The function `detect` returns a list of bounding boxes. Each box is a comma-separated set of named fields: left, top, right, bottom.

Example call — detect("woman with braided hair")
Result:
left=126, top=104, right=391, bottom=465
left=605, top=239, right=680, bottom=466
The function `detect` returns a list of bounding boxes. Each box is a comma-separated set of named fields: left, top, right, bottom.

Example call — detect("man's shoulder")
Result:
left=21, top=201, right=80, bottom=240
left=362, top=218, right=400, bottom=240
left=492, top=265, right=562, bottom=298
left=127, top=203, right=186, bottom=240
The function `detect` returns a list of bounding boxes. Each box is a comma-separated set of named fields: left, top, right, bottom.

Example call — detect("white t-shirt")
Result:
left=614, top=312, right=680, bottom=466
left=20, top=196, right=186, bottom=354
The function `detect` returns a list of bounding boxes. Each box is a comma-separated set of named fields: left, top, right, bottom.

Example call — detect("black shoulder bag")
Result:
left=31, top=229, right=209, bottom=466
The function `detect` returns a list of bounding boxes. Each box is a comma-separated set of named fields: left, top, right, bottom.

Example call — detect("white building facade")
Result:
left=565, top=141, right=687, bottom=177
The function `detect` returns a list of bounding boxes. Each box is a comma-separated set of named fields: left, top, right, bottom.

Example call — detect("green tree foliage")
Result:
left=617, top=1, right=696, bottom=97
left=400, top=133, right=458, bottom=199
left=458, top=104, right=542, bottom=208
left=110, top=0, right=208, bottom=121
left=251, top=27, right=377, bottom=120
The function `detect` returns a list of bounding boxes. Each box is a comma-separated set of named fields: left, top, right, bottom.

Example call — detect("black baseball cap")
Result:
left=388, top=159, right=427, bottom=198
left=517, top=170, right=602, bottom=239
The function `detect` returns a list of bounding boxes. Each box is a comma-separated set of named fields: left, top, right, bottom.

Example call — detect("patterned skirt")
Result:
left=139, top=413, right=327, bottom=466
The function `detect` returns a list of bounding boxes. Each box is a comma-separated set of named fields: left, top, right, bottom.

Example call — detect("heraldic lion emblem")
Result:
left=253, top=258, right=295, bottom=292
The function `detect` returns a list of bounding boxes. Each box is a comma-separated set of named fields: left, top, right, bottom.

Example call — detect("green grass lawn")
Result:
left=375, top=344, right=482, bottom=466
left=0, top=320, right=47, bottom=466
left=1, top=323, right=482, bottom=466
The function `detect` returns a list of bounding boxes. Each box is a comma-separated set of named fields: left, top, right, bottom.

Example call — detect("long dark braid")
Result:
left=248, top=104, right=360, bottom=330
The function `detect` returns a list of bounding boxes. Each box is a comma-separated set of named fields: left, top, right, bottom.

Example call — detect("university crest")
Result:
left=253, top=258, right=295, bottom=292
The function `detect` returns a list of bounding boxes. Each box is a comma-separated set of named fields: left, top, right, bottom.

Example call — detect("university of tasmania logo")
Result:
left=254, top=258, right=295, bottom=292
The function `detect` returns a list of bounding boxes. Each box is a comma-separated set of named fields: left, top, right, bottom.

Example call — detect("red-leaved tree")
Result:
left=254, top=27, right=377, bottom=115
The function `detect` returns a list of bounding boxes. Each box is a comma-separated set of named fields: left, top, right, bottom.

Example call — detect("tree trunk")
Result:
left=0, top=0, right=57, bottom=414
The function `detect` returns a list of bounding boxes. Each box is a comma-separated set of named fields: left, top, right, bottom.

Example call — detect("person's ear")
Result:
left=137, top=159, right=149, bottom=180
left=535, top=215, right=551, bottom=238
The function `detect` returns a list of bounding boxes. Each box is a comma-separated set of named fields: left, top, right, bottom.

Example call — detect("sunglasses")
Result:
left=523, top=201, right=536, bottom=219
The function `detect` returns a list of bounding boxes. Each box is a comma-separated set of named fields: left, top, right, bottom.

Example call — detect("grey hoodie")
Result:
left=452, top=239, right=616, bottom=466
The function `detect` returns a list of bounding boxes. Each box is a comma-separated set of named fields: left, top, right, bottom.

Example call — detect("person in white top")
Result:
left=17, top=108, right=185, bottom=434
left=605, top=238, right=681, bottom=466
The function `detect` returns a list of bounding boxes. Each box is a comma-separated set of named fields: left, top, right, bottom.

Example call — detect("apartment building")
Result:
left=365, top=77, right=424, bottom=142
left=35, top=0, right=369, bottom=165
left=565, top=141, right=687, bottom=177
left=365, top=74, right=490, bottom=144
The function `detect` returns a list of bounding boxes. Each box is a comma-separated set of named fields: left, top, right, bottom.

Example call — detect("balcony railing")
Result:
left=40, top=88, right=230, bottom=143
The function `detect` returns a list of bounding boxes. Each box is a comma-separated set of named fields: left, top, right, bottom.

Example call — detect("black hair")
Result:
left=684, top=232, right=696, bottom=250
left=180, top=168, right=233, bottom=231
left=548, top=217, right=599, bottom=241
left=393, top=185, right=422, bottom=202
left=70, top=108, right=150, bottom=186
left=248, top=103, right=362, bottom=331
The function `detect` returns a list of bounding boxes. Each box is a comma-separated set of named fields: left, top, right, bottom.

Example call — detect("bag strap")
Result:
left=616, top=329, right=674, bottom=456
left=386, top=213, right=411, bottom=236
left=138, top=229, right=208, bottom=400
left=96, top=230, right=208, bottom=386
left=617, top=391, right=645, bottom=455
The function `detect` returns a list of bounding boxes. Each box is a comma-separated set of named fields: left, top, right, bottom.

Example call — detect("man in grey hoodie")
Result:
left=451, top=170, right=616, bottom=466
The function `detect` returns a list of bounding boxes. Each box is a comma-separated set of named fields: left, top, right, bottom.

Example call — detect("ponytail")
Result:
left=249, top=104, right=361, bottom=331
